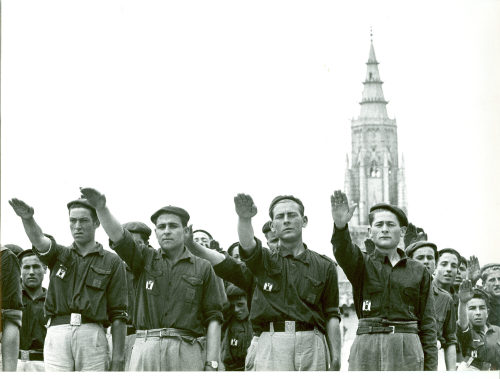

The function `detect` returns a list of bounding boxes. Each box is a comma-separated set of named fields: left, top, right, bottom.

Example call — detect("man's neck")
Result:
left=75, top=240, right=98, bottom=256
left=376, top=246, right=400, bottom=266
left=23, top=284, right=43, bottom=300
left=162, top=245, right=185, bottom=264
left=434, top=278, right=451, bottom=293
left=279, top=238, right=305, bottom=257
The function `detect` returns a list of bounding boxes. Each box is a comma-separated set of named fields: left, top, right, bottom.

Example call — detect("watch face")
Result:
left=206, top=360, right=218, bottom=369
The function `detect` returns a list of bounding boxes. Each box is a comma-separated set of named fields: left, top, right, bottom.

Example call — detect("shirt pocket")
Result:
left=85, top=265, right=112, bottom=290
left=181, top=275, right=203, bottom=304
left=299, top=275, right=324, bottom=305
left=256, top=273, right=281, bottom=295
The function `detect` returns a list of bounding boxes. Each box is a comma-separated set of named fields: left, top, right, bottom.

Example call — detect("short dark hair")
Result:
left=406, top=241, right=438, bottom=260
left=262, top=221, right=272, bottom=234
left=438, top=248, right=461, bottom=265
left=459, top=255, right=468, bottom=268
left=227, top=242, right=239, bottom=256
left=226, top=284, right=247, bottom=300
left=68, top=204, right=99, bottom=223
left=470, top=288, right=490, bottom=309
left=268, top=195, right=305, bottom=219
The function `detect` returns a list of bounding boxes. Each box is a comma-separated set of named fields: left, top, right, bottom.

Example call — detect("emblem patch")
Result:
left=263, top=282, right=273, bottom=291
left=471, top=350, right=477, bottom=358
left=362, top=300, right=371, bottom=311
left=230, top=338, right=238, bottom=346
left=146, top=280, right=154, bottom=290
left=56, top=266, right=67, bottom=279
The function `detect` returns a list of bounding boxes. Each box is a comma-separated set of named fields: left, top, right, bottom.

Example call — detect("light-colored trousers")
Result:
left=44, top=323, right=109, bottom=371
left=17, top=359, right=45, bottom=371
left=129, top=335, right=205, bottom=371
left=251, top=329, right=329, bottom=371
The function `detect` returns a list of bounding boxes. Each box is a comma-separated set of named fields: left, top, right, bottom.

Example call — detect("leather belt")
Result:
left=357, top=324, right=419, bottom=335
left=19, top=350, right=44, bottom=361
left=50, top=313, right=98, bottom=326
left=136, top=328, right=198, bottom=339
left=262, top=321, right=316, bottom=333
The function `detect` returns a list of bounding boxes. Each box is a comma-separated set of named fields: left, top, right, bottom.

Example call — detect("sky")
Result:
left=2, top=0, right=500, bottom=268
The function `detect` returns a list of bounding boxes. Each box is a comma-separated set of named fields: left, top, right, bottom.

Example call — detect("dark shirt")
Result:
left=20, top=287, right=48, bottom=352
left=124, top=263, right=136, bottom=326
left=33, top=235, right=128, bottom=326
left=222, top=316, right=253, bottom=371
left=488, top=296, right=500, bottom=328
left=214, top=254, right=255, bottom=310
left=332, top=225, right=437, bottom=371
left=0, top=247, right=23, bottom=332
left=239, top=238, right=341, bottom=335
left=457, top=323, right=500, bottom=370
left=110, top=230, right=223, bottom=336
left=432, top=283, right=457, bottom=349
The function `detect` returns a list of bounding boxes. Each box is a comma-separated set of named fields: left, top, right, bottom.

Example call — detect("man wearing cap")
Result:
left=456, top=281, right=500, bottom=370
left=1, top=246, right=23, bottom=371
left=480, top=264, right=500, bottom=327
left=261, top=221, right=279, bottom=253
left=8, top=197, right=128, bottom=371
left=16, top=249, right=48, bottom=372
left=232, top=193, right=341, bottom=371
left=406, top=242, right=457, bottom=370
left=330, top=190, right=437, bottom=371
left=79, top=187, right=223, bottom=371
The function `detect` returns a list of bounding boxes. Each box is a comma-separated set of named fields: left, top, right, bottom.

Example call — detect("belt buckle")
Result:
left=389, top=325, right=395, bottom=334
left=21, top=350, right=30, bottom=361
left=70, top=313, right=82, bottom=326
left=285, top=321, right=295, bottom=333
left=160, top=329, right=168, bottom=338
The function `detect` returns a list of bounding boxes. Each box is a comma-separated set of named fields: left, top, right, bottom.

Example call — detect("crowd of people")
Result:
left=0, top=187, right=499, bottom=371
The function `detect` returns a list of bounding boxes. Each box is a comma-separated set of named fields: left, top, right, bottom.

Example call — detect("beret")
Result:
left=67, top=198, right=97, bottom=214
left=193, top=229, right=213, bottom=240
left=122, top=221, right=152, bottom=238
left=262, top=221, right=272, bottom=234
left=268, top=195, right=304, bottom=218
left=481, top=263, right=500, bottom=281
left=405, top=241, right=437, bottom=258
left=369, top=203, right=408, bottom=227
left=5, top=244, right=24, bottom=256
left=150, top=206, right=190, bottom=225
left=438, top=248, right=462, bottom=261
left=17, top=249, right=37, bottom=263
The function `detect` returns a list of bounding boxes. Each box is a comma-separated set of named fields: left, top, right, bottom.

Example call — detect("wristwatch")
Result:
left=205, top=360, right=219, bottom=370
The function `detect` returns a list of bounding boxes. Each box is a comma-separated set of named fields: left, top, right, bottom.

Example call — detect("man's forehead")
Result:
left=155, top=212, right=183, bottom=225
left=371, top=210, right=399, bottom=223
left=438, top=253, right=458, bottom=264
left=273, top=200, right=302, bottom=213
left=21, top=255, right=42, bottom=266
left=193, top=231, right=211, bottom=239
left=486, top=271, right=500, bottom=280
left=468, top=298, right=487, bottom=307
left=69, top=207, right=92, bottom=218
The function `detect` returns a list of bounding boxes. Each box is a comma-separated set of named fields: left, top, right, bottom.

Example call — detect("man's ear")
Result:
left=400, top=226, right=407, bottom=238
left=302, top=215, right=308, bottom=228
left=271, top=221, right=276, bottom=232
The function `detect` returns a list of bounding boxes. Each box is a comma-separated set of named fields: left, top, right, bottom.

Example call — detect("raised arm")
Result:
left=330, top=190, right=357, bottom=230
left=457, top=279, right=474, bottom=330
left=9, top=198, right=51, bottom=253
left=184, top=225, right=225, bottom=266
left=79, top=187, right=125, bottom=242
left=234, top=194, right=257, bottom=253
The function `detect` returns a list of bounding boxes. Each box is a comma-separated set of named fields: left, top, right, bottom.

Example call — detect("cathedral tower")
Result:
left=344, top=35, right=407, bottom=246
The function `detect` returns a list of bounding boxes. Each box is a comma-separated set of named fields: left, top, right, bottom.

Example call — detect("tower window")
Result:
left=369, top=72, right=373, bottom=80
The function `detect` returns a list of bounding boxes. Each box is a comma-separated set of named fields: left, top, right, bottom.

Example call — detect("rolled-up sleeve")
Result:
left=1, top=248, right=23, bottom=330
left=213, top=255, right=254, bottom=295
left=441, top=297, right=457, bottom=349
left=201, top=264, right=224, bottom=325
left=106, top=255, right=129, bottom=323
left=418, top=270, right=438, bottom=370
left=32, top=234, right=60, bottom=269
left=110, top=229, right=150, bottom=275
left=240, top=238, right=268, bottom=278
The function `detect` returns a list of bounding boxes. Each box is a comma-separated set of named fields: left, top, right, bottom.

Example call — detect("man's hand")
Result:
left=234, top=194, right=257, bottom=219
left=330, top=190, right=357, bottom=229
left=458, top=279, right=474, bottom=304
left=467, top=255, right=481, bottom=285
left=79, top=187, right=107, bottom=210
left=9, top=198, right=35, bottom=219
left=109, top=358, right=125, bottom=371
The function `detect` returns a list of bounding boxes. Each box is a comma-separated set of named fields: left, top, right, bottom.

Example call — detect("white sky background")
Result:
left=2, top=0, right=500, bottom=267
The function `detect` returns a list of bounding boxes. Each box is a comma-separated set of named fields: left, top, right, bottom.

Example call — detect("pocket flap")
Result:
left=91, top=266, right=112, bottom=275
left=182, top=275, right=203, bottom=286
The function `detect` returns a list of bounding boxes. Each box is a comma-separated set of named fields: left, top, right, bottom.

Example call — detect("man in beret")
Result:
left=406, top=242, right=457, bottom=370
left=16, top=249, right=48, bottom=372
left=1, top=246, right=23, bottom=371
left=261, top=221, right=279, bottom=253
left=79, top=187, right=223, bottom=371
left=330, top=190, right=437, bottom=371
left=481, top=264, right=500, bottom=327
left=457, top=281, right=500, bottom=370
left=8, top=197, right=128, bottom=371
left=232, top=193, right=341, bottom=371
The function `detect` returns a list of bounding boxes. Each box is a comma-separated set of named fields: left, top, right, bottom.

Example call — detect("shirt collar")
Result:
left=71, top=241, right=105, bottom=257
left=373, top=247, right=407, bottom=264
left=22, top=287, right=47, bottom=301
left=279, top=243, right=310, bottom=264
left=162, top=247, right=195, bottom=264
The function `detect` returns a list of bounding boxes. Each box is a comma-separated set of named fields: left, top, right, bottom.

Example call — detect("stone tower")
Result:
left=344, top=36, right=407, bottom=247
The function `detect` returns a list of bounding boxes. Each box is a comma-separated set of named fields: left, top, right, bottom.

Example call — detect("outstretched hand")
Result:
left=234, top=194, right=257, bottom=219
left=330, top=190, right=357, bottom=229
left=184, top=225, right=194, bottom=247
left=467, top=255, right=481, bottom=284
left=80, top=187, right=106, bottom=210
left=9, top=198, right=35, bottom=219
left=458, top=279, right=474, bottom=304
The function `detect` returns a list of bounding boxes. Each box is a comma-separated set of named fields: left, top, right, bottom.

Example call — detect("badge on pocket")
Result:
left=56, top=265, right=67, bottom=279
left=146, top=280, right=154, bottom=290
left=362, top=300, right=371, bottom=311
